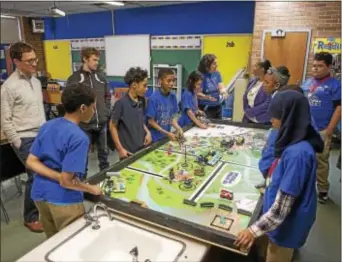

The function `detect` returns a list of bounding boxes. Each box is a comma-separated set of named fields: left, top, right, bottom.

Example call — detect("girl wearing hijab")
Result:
left=243, top=60, right=272, bottom=124
left=235, top=91, right=324, bottom=262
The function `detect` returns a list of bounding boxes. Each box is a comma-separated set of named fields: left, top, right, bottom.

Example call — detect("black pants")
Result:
left=199, top=104, right=222, bottom=119
left=84, top=125, right=110, bottom=175
left=13, top=137, right=39, bottom=223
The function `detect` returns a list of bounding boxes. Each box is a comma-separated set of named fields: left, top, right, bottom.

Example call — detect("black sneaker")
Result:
left=318, top=192, right=328, bottom=204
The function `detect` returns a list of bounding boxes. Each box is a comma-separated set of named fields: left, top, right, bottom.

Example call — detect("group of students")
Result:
left=1, top=41, right=340, bottom=262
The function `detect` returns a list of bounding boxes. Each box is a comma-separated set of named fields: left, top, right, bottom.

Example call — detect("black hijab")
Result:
left=269, top=90, right=324, bottom=158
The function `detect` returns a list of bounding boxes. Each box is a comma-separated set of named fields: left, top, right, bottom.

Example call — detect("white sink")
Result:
left=45, top=215, right=185, bottom=262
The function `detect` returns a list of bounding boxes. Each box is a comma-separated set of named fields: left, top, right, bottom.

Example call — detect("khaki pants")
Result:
left=35, top=201, right=85, bottom=238
left=256, top=235, right=294, bottom=262
left=316, top=130, right=331, bottom=193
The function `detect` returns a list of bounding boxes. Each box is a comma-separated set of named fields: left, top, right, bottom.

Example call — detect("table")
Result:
left=86, top=120, right=268, bottom=255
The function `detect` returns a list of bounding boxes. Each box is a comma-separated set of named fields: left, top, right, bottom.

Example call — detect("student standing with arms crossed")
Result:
left=1, top=42, right=45, bottom=232
left=67, top=47, right=111, bottom=173
left=301, top=52, right=341, bottom=204
left=235, top=91, right=324, bottom=262
left=178, top=70, right=207, bottom=129
left=26, top=83, right=102, bottom=238
left=110, top=67, right=152, bottom=159
left=146, top=68, right=183, bottom=142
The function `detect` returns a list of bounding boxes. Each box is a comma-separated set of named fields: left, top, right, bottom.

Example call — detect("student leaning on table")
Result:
left=235, top=91, right=324, bottom=262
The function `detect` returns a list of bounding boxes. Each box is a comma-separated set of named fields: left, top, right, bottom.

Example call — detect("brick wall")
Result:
left=251, top=1, right=341, bottom=78
left=20, top=17, right=46, bottom=72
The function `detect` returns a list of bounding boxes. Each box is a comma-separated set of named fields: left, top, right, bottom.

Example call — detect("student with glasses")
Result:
left=1, top=42, right=45, bottom=233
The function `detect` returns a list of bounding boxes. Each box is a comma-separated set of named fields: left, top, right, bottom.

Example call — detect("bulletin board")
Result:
left=202, top=35, right=252, bottom=85
left=44, top=40, right=72, bottom=80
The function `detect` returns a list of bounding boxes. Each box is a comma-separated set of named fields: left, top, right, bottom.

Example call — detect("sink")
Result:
left=45, top=215, right=185, bottom=262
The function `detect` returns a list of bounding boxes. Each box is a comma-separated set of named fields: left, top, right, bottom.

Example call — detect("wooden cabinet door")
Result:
left=263, top=32, right=309, bottom=84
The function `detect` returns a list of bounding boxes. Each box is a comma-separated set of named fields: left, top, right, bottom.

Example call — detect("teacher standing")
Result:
left=197, top=54, right=227, bottom=119
left=243, top=60, right=272, bottom=124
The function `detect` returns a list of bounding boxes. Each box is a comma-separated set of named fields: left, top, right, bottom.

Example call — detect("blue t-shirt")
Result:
left=302, top=77, right=341, bottom=131
left=30, top=118, right=89, bottom=205
left=178, top=89, right=198, bottom=127
left=264, top=141, right=317, bottom=248
left=198, top=71, right=222, bottom=107
left=146, top=89, right=179, bottom=142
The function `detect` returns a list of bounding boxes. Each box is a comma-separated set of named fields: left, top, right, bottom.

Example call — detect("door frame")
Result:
left=260, top=28, right=312, bottom=84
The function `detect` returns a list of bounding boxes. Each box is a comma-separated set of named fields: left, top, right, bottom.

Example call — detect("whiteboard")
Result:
left=104, top=35, right=151, bottom=76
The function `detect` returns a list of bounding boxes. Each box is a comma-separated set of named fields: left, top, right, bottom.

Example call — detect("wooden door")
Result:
left=263, top=32, right=309, bottom=84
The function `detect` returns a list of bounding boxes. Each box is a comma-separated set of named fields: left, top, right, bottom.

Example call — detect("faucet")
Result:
left=84, top=202, right=114, bottom=230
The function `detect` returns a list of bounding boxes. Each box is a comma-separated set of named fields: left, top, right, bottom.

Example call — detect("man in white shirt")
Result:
left=1, top=42, right=45, bottom=232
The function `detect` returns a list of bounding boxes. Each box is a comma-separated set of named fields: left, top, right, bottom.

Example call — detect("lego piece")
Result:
left=220, top=189, right=234, bottom=200
left=200, top=202, right=214, bottom=208
left=183, top=199, right=197, bottom=206
left=218, top=204, right=233, bottom=212
left=237, top=208, right=253, bottom=217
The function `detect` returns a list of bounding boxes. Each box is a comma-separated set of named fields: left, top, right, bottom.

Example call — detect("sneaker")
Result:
left=24, top=221, right=44, bottom=233
left=318, top=192, right=328, bottom=204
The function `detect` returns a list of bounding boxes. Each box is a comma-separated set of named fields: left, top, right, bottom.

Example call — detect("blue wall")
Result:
left=115, top=1, right=255, bottom=35
left=44, top=11, right=113, bottom=39
left=44, top=1, right=255, bottom=40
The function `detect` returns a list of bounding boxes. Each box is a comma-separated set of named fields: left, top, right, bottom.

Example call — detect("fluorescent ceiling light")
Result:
left=1, top=14, right=16, bottom=19
left=51, top=7, right=65, bottom=17
left=104, top=1, right=125, bottom=6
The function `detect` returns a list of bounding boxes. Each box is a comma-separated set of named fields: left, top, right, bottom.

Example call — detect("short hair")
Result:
left=81, top=47, right=100, bottom=62
left=267, top=66, right=291, bottom=87
left=257, top=59, right=272, bottom=73
left=62, top=83, right=96, bottom=113
left=158, top=68, right=175, bottom=79
left=186, top=70, right=203, bottom=92
left=198, top=54, right=217, bottom=74
left=124, top=67, right=148, bottom=86
left=279, top=84, right=304, bottom=94
left=9, top=42, right=35, bottom=61
left=314, top=52, right=333, bottom=66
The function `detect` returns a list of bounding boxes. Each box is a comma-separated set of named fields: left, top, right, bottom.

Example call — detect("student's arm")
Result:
left=197, top=92, right=217, bottom=102
left=0, top=86, right=21, bottom=148
left=171, top=96, right=183, bottom=134
left=109, top=101, right=132, bottom=159
left=143, top=124, right=152, bottom=146
left=26, top=154, right=60, bottom=181
left=187, top=110, right=207, bottom=129
left=235, top=190, right=296, bottom=249
left=148, top=118, right=177, bottom=141
left=59, top=172, right=102, bottom=195
left=146, top=97, right=177, bottom=141
left=103, top=77, right=112, bottom=118
left=324, top=81, right=341, bottom=136
left=60, top=137, right=102, bottom=195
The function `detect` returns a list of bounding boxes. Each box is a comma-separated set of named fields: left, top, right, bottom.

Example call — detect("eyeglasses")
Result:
left=21, top=58, right=39, bottom=65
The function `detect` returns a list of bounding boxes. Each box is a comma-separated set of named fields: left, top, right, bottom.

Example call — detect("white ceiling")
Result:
left=0, top=1, right=193, bottom=17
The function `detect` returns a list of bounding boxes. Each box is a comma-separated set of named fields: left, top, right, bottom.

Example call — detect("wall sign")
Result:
left=151, top=35, right=201, bottom=50
left=70, top=38, right=105, bottom=51
left=313, top=37, right=341, bottom=54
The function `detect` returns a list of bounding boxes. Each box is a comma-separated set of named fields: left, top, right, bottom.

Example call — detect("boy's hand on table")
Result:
left=198, top=123, right=208, bottom=129
left=144, top=132, right=152, bottom=146
left=88, top=185, right=103, bottom=196
left=234, top=228, right=255, bottom=250
left=167, top=132, right=177, bottom=141
left=118, top=148, right=132, bottom=159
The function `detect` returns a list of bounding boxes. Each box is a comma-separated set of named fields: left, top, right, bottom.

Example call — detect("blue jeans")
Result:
left=13, top=137, right=39, bottom=223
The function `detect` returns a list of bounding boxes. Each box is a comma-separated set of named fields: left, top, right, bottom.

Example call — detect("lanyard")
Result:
left=267, top=158, right=280, bottom=178
left=309, top=76, right=330, bottom=94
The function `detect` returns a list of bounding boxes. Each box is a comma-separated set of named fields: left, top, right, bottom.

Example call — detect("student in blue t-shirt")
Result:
left=235, top=91, right=324, bottom=261
left=301, top=52, right=341, bottom=204
left=26, top=83, right=102, bottom=238
left=146, top=68, right=183, bottom=142
left=178, top=70, right=208, bottom=129
left=197, top=54, right=228, bottom=119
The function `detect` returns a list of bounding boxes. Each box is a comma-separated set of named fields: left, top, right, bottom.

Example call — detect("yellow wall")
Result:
left=44, top=40, right=72, bottom=80
left=202, top=35, right=252, bottom=85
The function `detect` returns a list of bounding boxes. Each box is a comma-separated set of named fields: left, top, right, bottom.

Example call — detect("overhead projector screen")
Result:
left=104, top=35, right=150, bottom=76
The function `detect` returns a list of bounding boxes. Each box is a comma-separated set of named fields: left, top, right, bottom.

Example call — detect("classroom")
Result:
left=0, top=1, right=341, bottom=262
